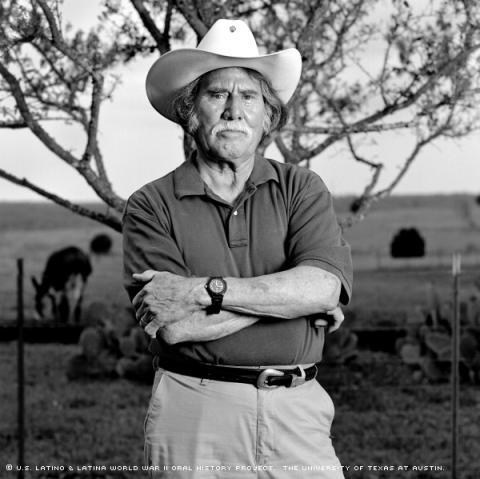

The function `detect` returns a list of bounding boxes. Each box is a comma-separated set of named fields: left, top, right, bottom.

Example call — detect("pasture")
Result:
left=0, top=196, right=479, bottom=478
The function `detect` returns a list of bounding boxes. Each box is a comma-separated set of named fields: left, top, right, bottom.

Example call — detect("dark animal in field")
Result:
left=31, top=246, right=92, bottom=323
left=390, top=227, right=426, bottom=258
left=90, top=233, right=113, bottom=255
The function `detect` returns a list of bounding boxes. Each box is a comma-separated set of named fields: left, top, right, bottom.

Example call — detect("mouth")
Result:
left=216, top=129, right=248, bottom=136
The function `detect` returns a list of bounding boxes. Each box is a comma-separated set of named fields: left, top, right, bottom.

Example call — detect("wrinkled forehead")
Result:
left=197, top=67, right=264, bottom=92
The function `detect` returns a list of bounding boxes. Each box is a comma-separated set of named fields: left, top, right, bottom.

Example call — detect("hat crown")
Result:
left=197, top=19, right=259, bottom=58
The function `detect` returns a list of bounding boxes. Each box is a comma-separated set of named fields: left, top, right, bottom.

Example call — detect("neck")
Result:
left=195, top=151, right=255, bottom=204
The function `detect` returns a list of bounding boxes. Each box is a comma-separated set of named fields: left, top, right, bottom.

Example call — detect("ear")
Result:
left=31, top=276, right=40, bottom=292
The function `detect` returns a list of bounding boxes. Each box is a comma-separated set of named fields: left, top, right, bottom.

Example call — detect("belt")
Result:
left=153, top=355, right=317, bottom=389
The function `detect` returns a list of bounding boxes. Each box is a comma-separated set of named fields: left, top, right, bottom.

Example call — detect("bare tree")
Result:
left=1, top=0, right=480, bottom=231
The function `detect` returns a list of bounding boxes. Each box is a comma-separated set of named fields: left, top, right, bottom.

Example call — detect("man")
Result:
left=123, top=19, right=353, bottom=478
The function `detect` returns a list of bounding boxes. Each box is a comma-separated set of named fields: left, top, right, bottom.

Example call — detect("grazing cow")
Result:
left=31, top=246, right=92, bottom=323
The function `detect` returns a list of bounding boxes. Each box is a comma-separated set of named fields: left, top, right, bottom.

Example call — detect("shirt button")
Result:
left=233, top=210, right=238, bottom=216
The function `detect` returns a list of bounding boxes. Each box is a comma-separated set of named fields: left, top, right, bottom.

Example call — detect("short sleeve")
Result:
left=122, top=190, right=190, bottom=302
left=286, top=174, right=353, bottom=305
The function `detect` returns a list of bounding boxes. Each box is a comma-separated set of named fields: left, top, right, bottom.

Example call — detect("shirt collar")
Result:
left=173, top=153, right=279, bottom=199
left=173, top=159, right=205, bottom=199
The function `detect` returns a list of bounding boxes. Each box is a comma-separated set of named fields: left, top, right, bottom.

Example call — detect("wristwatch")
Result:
left=205, top=277, right=227, bottom=314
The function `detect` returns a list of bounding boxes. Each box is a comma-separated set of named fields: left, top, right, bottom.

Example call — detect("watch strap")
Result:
left=206, top=296, right=223, bottom=315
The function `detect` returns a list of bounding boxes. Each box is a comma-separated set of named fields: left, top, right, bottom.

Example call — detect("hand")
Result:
left=131, top=270, right=204, bottom=338
left=314, top=306, right=344, bottom=333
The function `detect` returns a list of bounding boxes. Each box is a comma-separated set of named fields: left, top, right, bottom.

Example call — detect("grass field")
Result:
left=1, top=343, right=479, bottom=479
left=1, top=197, right=479, bottom=478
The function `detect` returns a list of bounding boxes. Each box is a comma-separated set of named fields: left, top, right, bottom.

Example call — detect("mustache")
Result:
left=211, top=121, right=250, bottom=136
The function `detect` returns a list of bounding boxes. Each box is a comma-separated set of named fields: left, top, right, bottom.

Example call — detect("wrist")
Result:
left=221, top=277, right=239, bottom=307
left=192, top=278, right=211, bottom=307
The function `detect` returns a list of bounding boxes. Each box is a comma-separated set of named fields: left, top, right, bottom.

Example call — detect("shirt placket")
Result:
left=228, top=203, right=247, bottom=248
left=228, top=184, right=257, bottom=248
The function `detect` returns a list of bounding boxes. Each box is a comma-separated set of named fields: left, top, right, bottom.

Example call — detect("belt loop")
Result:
left=289, top=366, right=306, bottom=387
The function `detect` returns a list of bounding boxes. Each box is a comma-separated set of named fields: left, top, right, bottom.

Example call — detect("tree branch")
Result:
left=274, top=134, right=300, bottom=165
left=0, top=119, right=28, bottom=128
left=164, top=0, right=173, bottom=46
left=340, top=111, right=455, bottom=229
left=318, top=0, right=366, bottom=69
left=81, top=76, right=103, bottom=165
left=172, top=0, right=208, bottom=37
left=0, top=59, right=80, bottom=167
left=377, top=132, right=447, bottom=198
left=308, top=42, right=480, bottom=159
left=130, top=0, right=171, bottom=53
left=283, top=120, right=415, bottom=135
left=0, top=60, right=124, bottom=212
left=329, top=97, right=383, bottom=169
left=0, top=167, right=121, bottom=231
left=35, top=0, right=100, bottom=78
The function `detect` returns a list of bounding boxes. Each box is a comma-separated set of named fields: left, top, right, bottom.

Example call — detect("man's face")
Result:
left=192, top=68, right=266, bottom=165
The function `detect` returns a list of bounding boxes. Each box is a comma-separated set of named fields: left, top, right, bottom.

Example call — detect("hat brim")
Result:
left=145, top=48, right=301, bottom=122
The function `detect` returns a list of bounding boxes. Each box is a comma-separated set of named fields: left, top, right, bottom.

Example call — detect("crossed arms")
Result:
left=132, top=265, right=344, bottom=344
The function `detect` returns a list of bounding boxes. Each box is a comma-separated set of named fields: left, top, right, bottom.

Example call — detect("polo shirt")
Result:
left=122, top=155, right=353, bottom=366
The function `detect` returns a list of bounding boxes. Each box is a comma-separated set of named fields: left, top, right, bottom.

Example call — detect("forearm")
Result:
left=133, top=266, right=341, bottom=342
left=158, top=310, right=259, bottom=344
left=220, top=265, right=341, bottom=319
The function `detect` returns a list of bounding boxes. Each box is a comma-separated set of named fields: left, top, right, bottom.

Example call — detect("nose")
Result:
left=222, top=94, right=243, bottom=121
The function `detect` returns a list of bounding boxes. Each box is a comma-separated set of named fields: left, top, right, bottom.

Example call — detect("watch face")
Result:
left=209, top=278, right=226, bottom=294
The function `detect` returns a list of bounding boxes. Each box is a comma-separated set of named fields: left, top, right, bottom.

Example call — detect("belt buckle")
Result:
left=256, top=368, right=284, bottom=389
left=289, top=366, right=306, bottom=388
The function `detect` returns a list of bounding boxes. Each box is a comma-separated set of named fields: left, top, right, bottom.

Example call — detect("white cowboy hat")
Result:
left=145, top=19, right=302, bottom=122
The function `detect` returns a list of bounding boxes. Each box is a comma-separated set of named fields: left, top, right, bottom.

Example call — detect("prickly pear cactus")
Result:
left=397, top=283, right=480, bottom=383
left=67, top=325, right=119, bottom=380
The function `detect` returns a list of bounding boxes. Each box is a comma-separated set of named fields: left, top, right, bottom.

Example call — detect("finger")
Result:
left=132, top=287, right=149, bottom=309
left=328, top=322, right=341, bottom=333
left=328, top=313, right=344, bottom=334
left=331, top=310, right=344, bottom=322
left=136, top=305, right=149, bottom=323
left=144, top=321, right=159, bottom=338
left=138, top=315, right=150, bottom=329
left=327, top=306, right=343, bottom=318
left=135, top=304, right=151, bottom=326
left=132, top=270, right=157, bottom=282
left=132, top=292, right=142, bottom=310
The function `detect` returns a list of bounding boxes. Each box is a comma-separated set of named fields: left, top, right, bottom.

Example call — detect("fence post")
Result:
left=17, top=258, right=25, bottom=479
left=451, top=253, right=461, bottom=479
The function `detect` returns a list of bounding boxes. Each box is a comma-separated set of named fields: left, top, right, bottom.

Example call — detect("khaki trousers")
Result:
left=144, top=368, right=344, bottom=479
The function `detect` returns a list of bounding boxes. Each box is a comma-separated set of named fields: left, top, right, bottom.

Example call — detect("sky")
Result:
left=1, top=1, right=479, bottom=202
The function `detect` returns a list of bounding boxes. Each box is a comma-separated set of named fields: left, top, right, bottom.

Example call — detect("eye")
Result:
left=244, top=92, right=262, bottom=104
left=210, top=92, right=226, bottom=100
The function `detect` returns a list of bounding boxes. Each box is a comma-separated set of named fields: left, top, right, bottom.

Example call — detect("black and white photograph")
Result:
left=1, top=1, right=479, bottom=478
